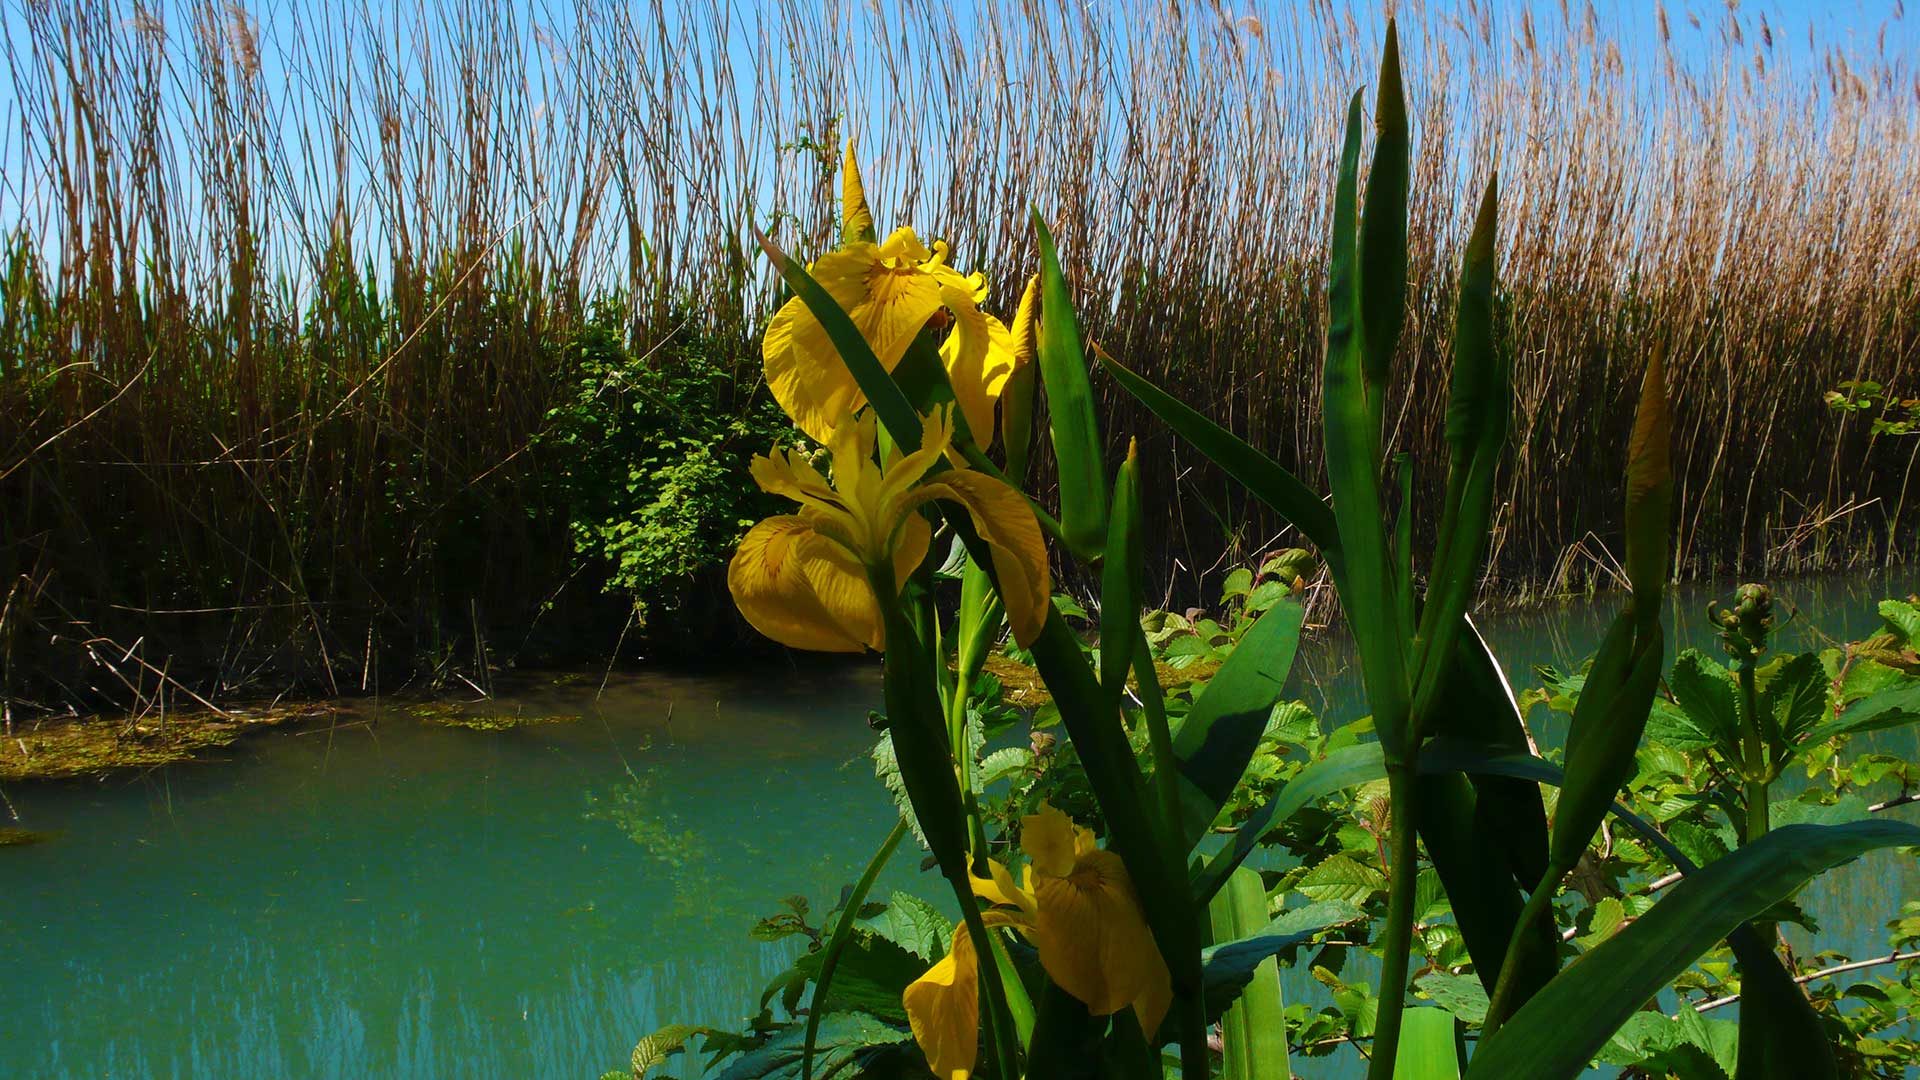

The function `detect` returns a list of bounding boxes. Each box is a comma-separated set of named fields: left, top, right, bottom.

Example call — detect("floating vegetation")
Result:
left=406, top=703, right=582, bottom=732
left=0, top=827, right=55, bottom=847
left=980, top=654, right=1220, bottom=710
left=0, top=707, right=319, bottom=782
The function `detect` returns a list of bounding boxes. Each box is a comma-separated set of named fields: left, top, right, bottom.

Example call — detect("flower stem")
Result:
left=1132, top=635, right=1210, bottom=1080
left=1736, top=656, right=1771, bottom=846
left=867, top=560, right=1021, bottom=1079
left=1366, top=764, right=1421, bottom=1080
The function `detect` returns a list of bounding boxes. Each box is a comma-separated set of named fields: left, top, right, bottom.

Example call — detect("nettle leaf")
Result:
left=788, top=931, right=926, bottom=1023
left=1295, top=854, right=1388, bottom=905
left=1881, top=598, right=1920, bottom=644
left=1668, top=820, right=1732, bottom=869
left=1263, top=899, right=1367, bottom=937
left=1768, top=794, right=1872, bottom=828
left=1647, top=699, right=1721, bottom=753
left=1837, top=657, right=1908, bottom=708
left=712, top=1013, right=913, bottom=1080
left=869, top=891, right=951, bottom=962
left=1806, top=672, right=1920, bottom=743
left=977, top=747, right=1034, bottom=788
left=1763, top=653, right=1830, bottom=751
left=1594, top=1010, right=1738, bottom=1079
left=1668, top=649, right=1743, bottom=758
left=870, top=733, right=926, bottom=847
left=633, top=1024, right=734, bottom=1077
left=1413, top=867, right=1451, bottom=922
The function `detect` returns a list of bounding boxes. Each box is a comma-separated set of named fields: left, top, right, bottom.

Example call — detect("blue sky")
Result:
left=0, top=0, right=1911, bottom=293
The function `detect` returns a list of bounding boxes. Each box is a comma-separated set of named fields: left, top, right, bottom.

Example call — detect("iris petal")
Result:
left=938, top=282, right=1016, bottom=446
left=903, top=921, right=981, bottom=1080
left=1031, top=848, right=1171, bottom=1023
left=913, top=470, right=1051, bottom=647
left=726, top=517, right=872, bottom=652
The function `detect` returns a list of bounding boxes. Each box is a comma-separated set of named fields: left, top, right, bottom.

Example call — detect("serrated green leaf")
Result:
left=1669, top=650, right=1744, bottom=758
left=1804, top=674, right=1920, bottom=743
left=714, top=1013, right=911, bottom=1080
left=870, top=733, right=926, bottom=848
left=1577, top=897, right=1627, bottom=949
left=1297, top=853, right=1388, bottom=905
left=633, top=1024, right=730, bottom=1077
left=790, top=929, right=923, bottom=1024
left=1764, top=653, right=1828, bottom=753
left=1880, top=598, right=1920, bottom=644
left=976, top=747, right=1034, bottom=788
left=1417, top=972, right=1490, bottom=1025
left=869, top=891, right=951, bottom=962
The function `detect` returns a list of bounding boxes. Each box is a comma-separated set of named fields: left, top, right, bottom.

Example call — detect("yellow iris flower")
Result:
left=903, top=803, right=1173, bottom=1080
left=726, top=406, right=1050, bottom=653
left=762, top=147, right=1022, bottom=448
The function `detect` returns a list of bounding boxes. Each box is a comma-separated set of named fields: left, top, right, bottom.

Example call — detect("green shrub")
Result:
left=541, top=300, right=791, bottom=624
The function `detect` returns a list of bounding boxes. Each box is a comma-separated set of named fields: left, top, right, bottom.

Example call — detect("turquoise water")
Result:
left=1, top=573, right=1915, bottom=1078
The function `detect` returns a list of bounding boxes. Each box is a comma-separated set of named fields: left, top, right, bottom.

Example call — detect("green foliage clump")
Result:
left=541, top=301, right=791, bottom=621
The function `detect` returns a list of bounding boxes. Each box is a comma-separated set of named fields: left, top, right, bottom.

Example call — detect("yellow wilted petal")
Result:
left=914, top=470, right=1050, bottom=647
left=1130, top=962, right=1173, bottom=1039
left=939, top=282, right=1017, bottom=447
left=749, top=446, right=833, bottom=502
left=970, top=858, right=1037, bottom=919
left=1020, top=803, right=1080, bottom=879
left=1030, top=848, right=1171, bottom=1022
left=1000, top=275, right=1041, bottom=476
left=1009, top=275, right=1040, bottom=373
left=904, top=921, right=981, bottom=1080
left=727, top=517, right=873, bottom=652
left=890, top=512, right=932, bottom=603
left=840, top=140, right=875, bottom=246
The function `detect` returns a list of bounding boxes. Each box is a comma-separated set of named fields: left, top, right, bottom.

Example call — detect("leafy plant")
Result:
left=541, top=299, right=790, bottom=623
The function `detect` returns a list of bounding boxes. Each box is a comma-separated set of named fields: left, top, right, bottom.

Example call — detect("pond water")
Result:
left=2, top=572, right=1916, bottom=1079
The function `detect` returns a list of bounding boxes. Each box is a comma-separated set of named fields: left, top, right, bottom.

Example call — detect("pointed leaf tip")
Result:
left=752, top=224, right=789, bottom=273
left=840, top=140, right=875, bottom=245
left=1625, top=347, right=1672, bottom=605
